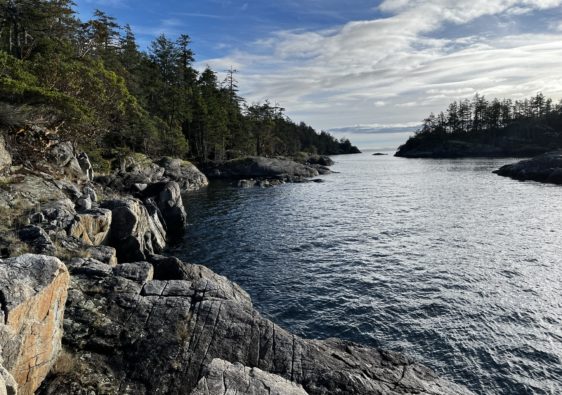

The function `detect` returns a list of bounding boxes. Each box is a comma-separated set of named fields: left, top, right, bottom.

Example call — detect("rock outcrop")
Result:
left=95, top=154, right=208, bottom=194
left=207, top=156, right=319, bottom=182
left=39, top=256, right=473, bottom=395
left=190, top=358, right=308, bottom=395
left=139, top=182, right=187, bottom=239
left=0, top=254, right=69, bottom=395
left=100, top=198, right=166, bottom=262
left=68, top=208, right=112, bottom=246
left=494, top=151, right=562, bottom=184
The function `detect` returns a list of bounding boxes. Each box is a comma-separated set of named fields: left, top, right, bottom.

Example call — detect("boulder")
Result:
left=238, top=179, right=256, bottom=188
left=139, top=182, right=187, bottom=238
left=100, top=199, right=166, bottom=262
left=75, top=196, right=92, bottom=211
left=68, top=208, right=112, bottom=246
left=41, top=199, right=76, bottom=230
left=17, top=226, right=55, bottom=255
left=190, top=358, right=308, bottom=395
left=82, top=186, right=97, bottom=203
left=0, top=254, right=69, bottom=395
left=47, top=142, right=74, bottom=167
left=39, top=255, right=472, bottom=395
left=494, top=151, right=562, bottom=185
left=87, top=245, right=117, bottom=266
left=0, top=135, right=12, bottom=174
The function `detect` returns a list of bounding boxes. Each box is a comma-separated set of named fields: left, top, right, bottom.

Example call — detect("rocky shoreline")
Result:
left=494, top=151, right=562, bottom=185
left=0, top=136, right=473, bottom=394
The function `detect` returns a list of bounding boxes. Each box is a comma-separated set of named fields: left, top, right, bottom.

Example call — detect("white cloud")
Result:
left=201, top=0, right=562, bottom=139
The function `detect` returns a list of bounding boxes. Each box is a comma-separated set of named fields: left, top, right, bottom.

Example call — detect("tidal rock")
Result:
left=190, top=358, right=308, bottom=395
left=494, top=151, right=562, bottom=185
left=237, top=179, right=256, bottom=188
left=140, top=182, right=187, bottom=238
left=17, top=226, right=55, bottom=255
left=39, top=255, right=472, bottom=395
left=0, top=254, right=69, bottom=394
left=0, top=135, right=12, bottom=174
left=304, top=154, right=334, bottom=167
left=77, top=152, right=94, bottom=181
left=68, top=208, right=112, bottom=246
left=211, top=156, right=319, bottom=180
left=101, top=198, right=166, bottom=262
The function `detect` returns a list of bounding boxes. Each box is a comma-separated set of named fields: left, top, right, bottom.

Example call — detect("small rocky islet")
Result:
left=0, top=128, right=475, bottom=394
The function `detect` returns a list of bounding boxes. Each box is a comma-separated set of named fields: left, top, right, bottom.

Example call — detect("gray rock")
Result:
left=47, top=142, right=74, bottom=167
left=190, top=358, right=308, bottom=395
left=75, top=196, right=92, bottom=211
left=87, top=245, right=117, bottom=266
left=211, top=156, right=319, bottom=181
left=157, top=157, right=209, bottom=192
left=29, top=212, right=45, bottom=224
left=0, top=135, right=12, bottom=174
left=139, top=182, right=187, bottom=238
left=237, top=179, right=256, bottom=188
left=77, top=152, right=94, bottom=181
left=41, top=199, right=76, bottom=230
left=101, top=198, right=166, bottom=262
left=82, top=186, right=97, bottom=202
left=0, top=254, right=69, bottom=394
left=0, top=365, right=17, bottom=395
left=494, top=151, right=562, bottom=185
left=18, top=225, right=55, bottom=255
left=113, top=262, right=153, bottom=285
left=39, top=255, right=473, bottom=395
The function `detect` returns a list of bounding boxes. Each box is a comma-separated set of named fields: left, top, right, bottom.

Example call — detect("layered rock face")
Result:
left=494, top=151, right=562, bottom=184
left=0, top=135, right=12, bottom=174
left=39, top=256, right=473, bottom=395
left=0, top=254, right=69, bottom=395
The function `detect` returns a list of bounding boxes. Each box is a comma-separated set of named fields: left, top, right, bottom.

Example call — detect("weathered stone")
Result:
left=47, top=142, right=74, bottom=167
left=0, top=254, right=69, bottom=395
left=75, top=196, right=92, bottom=211
left=209, top=156, right=319, bottom=181
left=0, top=365, right=17, bottom=395
left=77, top=152, right=94, bottom=181
left=0, top=135, right=12, bottom=174
left=101, top=198, right=166, bottom=262
left=39, top=255, right=472, bottom=395
left=238, top=179, right=256, bottom=188
left=190, top=358, right=308, bottom=395
left=87, top=245, right=117, bottom=266
left=68, top=208, right=112, bottom=246
left=113, top=262, right=153, bottom=285
left=82, top=186, right=97, bottom=202
left=140, top=182, right=187, bottom=238
left=156, top=157, right=209, bottom=192
left=17, top=226, right=55, bottom=255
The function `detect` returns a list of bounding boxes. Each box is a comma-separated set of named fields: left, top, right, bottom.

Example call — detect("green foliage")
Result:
left=0, top=2, right=357, bottom=162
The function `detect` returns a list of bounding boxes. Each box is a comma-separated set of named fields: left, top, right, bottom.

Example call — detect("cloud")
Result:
left=201, top=0, right=562, bottom=134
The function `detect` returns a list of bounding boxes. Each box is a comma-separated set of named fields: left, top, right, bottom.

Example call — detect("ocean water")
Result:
left=174, top=152, right=562, bottom=395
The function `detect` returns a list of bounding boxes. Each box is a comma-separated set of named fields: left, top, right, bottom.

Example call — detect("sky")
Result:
left=75, top=0, right=562, bottom=149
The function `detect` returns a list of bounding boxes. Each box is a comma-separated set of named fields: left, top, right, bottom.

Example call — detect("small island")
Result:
left=396, top=93, right=562, bottom=158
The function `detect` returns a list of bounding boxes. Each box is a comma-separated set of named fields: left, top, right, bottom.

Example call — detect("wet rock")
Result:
left=237, top=179, right=256, bottom=188
left=0, top=254, right=69, bottom=394
left=139, top=182, right=187, bottom=239
left=100, top=198, right=166, bottom=262
left=68, top=208, right=112, bottom=246
left=190, top=358, right=308, bottom=395
left=17, top=226, right=55, bottom=255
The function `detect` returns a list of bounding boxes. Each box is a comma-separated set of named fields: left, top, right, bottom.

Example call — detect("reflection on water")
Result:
left=175, top=152, right=562, bottom=395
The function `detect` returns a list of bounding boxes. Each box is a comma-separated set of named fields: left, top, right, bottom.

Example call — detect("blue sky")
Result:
left=76, top=0, right=562, bottom=149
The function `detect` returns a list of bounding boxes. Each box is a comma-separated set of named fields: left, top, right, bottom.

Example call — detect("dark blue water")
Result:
left=174, top=152, right=562, bottom=395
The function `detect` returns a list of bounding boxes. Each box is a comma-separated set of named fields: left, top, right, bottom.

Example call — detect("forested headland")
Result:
left=396, top=93, right=562, bottom=158
left=0, top=1, right=359, bottom=171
